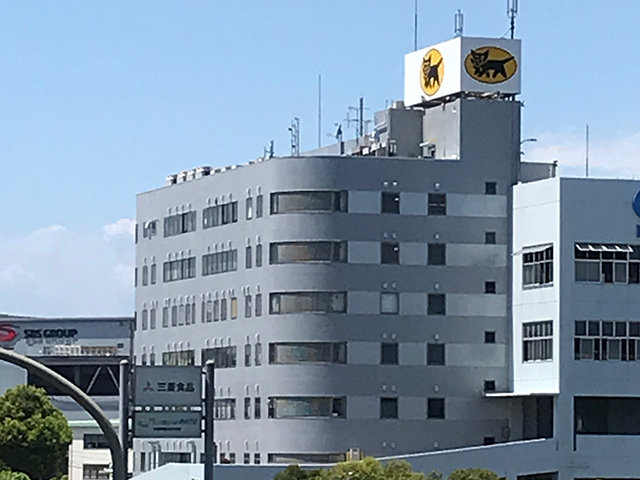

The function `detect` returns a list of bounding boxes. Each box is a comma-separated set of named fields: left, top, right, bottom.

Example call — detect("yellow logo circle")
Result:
left=464, top=46, right=517, bottom=84
left=420, top=48, right=444, bottom=96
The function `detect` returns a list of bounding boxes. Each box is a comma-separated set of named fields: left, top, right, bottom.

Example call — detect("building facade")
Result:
left=0, top=315, right=133, bottom=480
left=132, top=35, right=562, bottom=473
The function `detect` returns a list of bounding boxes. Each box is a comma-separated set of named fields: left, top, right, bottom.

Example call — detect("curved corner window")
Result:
left=270, top=241, right=347, bottom=264
left=269, top=342, right=347, bottom=364
left=270, top=191, right=347, bottom=214
left=269, top=292, right=346, bottom=314
left=267, top=397, right=346, bottom=419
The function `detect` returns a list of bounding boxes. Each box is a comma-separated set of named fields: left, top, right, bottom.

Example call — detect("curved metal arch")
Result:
left=0, top=347, right=125, bottom=480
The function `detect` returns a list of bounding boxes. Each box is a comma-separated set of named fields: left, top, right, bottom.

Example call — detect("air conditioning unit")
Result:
left=421, top=142, right=436, bottom=159
left=346, top=448, right=363, bottom=461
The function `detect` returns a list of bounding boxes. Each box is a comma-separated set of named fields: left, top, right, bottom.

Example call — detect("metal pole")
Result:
left=414, top=0, right=418, bottom=50
left=318, top=73, right=322, bottom=149
left=586, top=124, right=590, bottom=178
left=119, top=360, right=130, bottom=478
left=204, top=360, right=215, bottom=480
left=0, top=347, right=126, bottom=480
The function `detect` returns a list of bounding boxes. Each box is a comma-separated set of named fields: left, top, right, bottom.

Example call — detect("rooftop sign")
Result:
left=405, top=36, right=521, bottom=106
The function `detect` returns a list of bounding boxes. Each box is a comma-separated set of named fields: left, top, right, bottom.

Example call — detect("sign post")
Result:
left=204, top=361, right=215, bottom=480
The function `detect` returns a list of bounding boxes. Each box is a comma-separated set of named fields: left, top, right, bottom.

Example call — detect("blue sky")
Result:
left=1, top=0, right=639, bottom=316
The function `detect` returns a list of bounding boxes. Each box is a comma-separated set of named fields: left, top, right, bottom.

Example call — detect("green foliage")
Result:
left=275, top=457, right=427, bottom=480
left=0, top=471, right=31, bottom=480
left=447, top=468, right=504, bottom=480
left=0, top=385, right=72, bottom=480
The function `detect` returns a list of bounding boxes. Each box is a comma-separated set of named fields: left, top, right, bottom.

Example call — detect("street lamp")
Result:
left=520, top=137, right=537, bottom=156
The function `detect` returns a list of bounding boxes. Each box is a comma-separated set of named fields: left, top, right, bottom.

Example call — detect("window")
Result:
left=163, top=211, right=197, bottom=237
left=231, top=297, right=238, bottom=319
left=134, top=267, right=137, bottom=288
left=150, top=263, right=157, bottom=284
left=255, top=342, right=262, bottom=366
left=427, top=398, right=445, bottom=419
left=202, top=346, right=237, bottom=368
left=254, top=453, right=261, bottom=464
left=483, top=437, right=496, bottom=445
left=255, top=293, right=263, bottom=317
left=142, top=265, right=149, bottom=286
left=150, top=307, right=157, bottom=329
left=213, top=399, right=236, bottom=420
left=485, top=331, right=496, bottom=344
left=427, top=344, right=445, bottom=365
left=380, top=397, right=398, bottom=419
left=245, top=343, right=252, bottom=367
left=246, top=246, right=252, bottom=269
left=381, top=192, right=400, bottom=214
left=485, top=182, right=497, bottom=195
left=428, top=243, right=446, bottom=265
left=141, top=309, right=148, bottom=330
left=485, top=231, right=497, bottom=245
left=229, top=453, right=236, bottom=464
left=162, top=306, right=169, bottom=328
left=428, top=294, right=446, bottom=315
left=267, top=453, right=345, bottom=464
left=213, top=299, right=220, bottom=322
left=256, top=194, right=264, bottom=218
left=205, top=300, right=213, bottom=323
left=185, top=303, right=192, bottom=325
left=202, top=201, right=239, bottom=229
left=220, top=298, right=228, bottom=321
left=428, top=193, right=446, bottom=215
left=244, top=453, right=250, bottom=464
left=244, top=397, right=251, bottom=419
left=270, top=292, right=347, bottom=314
left=380, top=292, right=399, bottom=314
left=485, top=281, right=497, bottom=294
left=83, top=434, right=109, bottom=449
left=575, top=320, right=640, bottom=361
left=268, top=397, right=346, bottom=419
left=256, top=244, right=263, bottom=267
left=271, top=191, right=348, bottom=214
left=523, top=321, right=553, bottom=362
left=202, top=249, right=238, bottom=276
left=381, top=343, right=398, bottom=365
left=484, top=380, right=496, bottom=392
left=162, top=350, right=195, bottom=366
left=170, top=305, right=178, bottom=326
left=246, top=197, right=253, bottom=220
left=142, top=220, right=158, bottom=239
left=575, top=397, right=640, bottom=435
left=575, top=243, right=640, bottom=284
left=269, top=342, right=347, bottom=364
left=83, top=464, right=109, bottom=480
left=245, top=295, right=252, bottom=318
left=163, top=257, right=196, bottom=282
left=270, top=241, right=347, bottom=264
left=523, top=245, right=554, bottom=287
left=254, top=397, right=261, bottom=419
left=381, top=242, right=400, bottom=265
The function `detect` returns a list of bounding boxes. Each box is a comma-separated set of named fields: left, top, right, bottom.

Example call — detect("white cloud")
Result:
left=0, top=221, right=134, bottom=318
left=527, top=129, right=640, bottom=178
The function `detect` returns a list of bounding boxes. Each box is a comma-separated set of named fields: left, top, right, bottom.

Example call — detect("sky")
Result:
left=1, top=0, right=640, bottom=317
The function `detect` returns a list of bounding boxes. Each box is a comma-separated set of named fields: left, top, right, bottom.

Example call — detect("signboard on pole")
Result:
left=134, top=366, right=201, bottom=406
left=133, top=410, right=202, bottom=438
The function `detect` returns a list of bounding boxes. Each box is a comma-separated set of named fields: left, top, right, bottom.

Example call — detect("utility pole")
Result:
left=118, top=360, right=130, bottom=479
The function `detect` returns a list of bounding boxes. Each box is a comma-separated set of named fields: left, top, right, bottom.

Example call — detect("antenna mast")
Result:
left=454, top=9, right=464, bottom=37
left=414, top=0, right=418, bottom=50
left=318, top=73, right=322, bottom=148
left=288, top=117, right=300, bottom=156
left=586, top=124, right=590, bottom=178
left=507, top=0, right=518, bottom=39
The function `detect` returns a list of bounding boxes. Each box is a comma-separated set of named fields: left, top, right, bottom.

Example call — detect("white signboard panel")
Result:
left=404, top=36, right=521, bottom=106
left=133, top=411, right=202, bottom=438
left=134, top=366, right=201, bottom=406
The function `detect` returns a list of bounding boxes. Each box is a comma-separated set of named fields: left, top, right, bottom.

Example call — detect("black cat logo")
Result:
left=464, top=46, right=517, bottom=84
left=420, top=48, right=444, bottom=96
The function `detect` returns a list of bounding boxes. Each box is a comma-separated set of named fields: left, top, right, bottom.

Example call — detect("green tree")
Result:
left=0, top=384, right=72, bottom=480
left=275, top=457, right=428, bottom=480
left=0, top=471, right=31, bottom=480
left=447, top=468, right=504, bottom=480
left=274, top=465, right=321, bottom=480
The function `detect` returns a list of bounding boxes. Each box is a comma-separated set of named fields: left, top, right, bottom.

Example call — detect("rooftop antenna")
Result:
left=345, top=97, right=369, bottom=145
left=507, top=0, right=518, bottom=39
left=454, top=10, right=464, bottom=37
left=585, top=124, right=590, bottom=178
left=263, top=140, right=274, bottom=159
left=317, top=73, right=322, bottom=149
left=288, top=117, right=300, bottom=156
left=414, top=0, right=419, bottom=50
